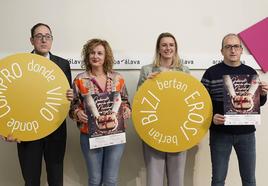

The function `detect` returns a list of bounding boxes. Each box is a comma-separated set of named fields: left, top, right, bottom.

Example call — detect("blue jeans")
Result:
left=80, top=133, right=125, bottom=186
left=210, top=130, right=256, bottom=186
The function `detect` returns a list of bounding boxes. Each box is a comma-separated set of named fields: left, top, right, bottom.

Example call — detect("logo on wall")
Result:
left=0, top=53, right=70, bottom=141
left=132, top=71, right=212, bottom=152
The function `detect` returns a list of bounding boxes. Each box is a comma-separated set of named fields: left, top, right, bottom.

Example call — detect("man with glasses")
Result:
left=17, top=23, right=71, bottom=186
left=201, top=33, right=268, bottom=186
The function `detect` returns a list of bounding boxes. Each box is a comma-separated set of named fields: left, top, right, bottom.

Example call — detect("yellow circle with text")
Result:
left=132, top=71, right=212, bottom=152
left=0, top=53, right=70, bottom=141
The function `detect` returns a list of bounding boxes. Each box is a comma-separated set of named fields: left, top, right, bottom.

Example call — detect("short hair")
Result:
left=81, top=39, right=114, bottom=73
left=31, top=23, right=52, bottom=38
left=221, top=33, right=242, bottom=50
left=152, top=32, right=182, bottom=68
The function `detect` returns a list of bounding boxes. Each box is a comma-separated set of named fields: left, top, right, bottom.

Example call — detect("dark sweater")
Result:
left=201, top=62, right=267, bottom=134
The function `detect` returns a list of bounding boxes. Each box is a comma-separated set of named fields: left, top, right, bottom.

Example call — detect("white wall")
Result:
left=1, top=0, right=268, bottom=185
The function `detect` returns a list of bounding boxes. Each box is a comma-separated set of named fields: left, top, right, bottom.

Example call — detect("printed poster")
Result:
left=84, top=91, right=126, bottom=149
left=223, top=74, right=260, bottom=125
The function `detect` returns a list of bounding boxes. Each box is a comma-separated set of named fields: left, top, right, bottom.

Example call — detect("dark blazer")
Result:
left=48, top=52, right=72, bottom=140
left=49, top=52, right=72, bottom=86
left=30, top=51, right=72, bottom=140
left=16, top=52, right=72, bottom=184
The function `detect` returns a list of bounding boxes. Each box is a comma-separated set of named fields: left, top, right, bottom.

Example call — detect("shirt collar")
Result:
left=87, top=71, right=113, bottom=80
left=33, top=51, right=50, bottom=59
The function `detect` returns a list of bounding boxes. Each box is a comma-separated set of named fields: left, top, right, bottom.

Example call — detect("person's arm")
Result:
left=118, top=77, right=131, bottom=120
left=260, top=81, right=268, bottom=106
left=137, top=65, right=161, bottom=88
left=137, top=66, right=148, bottom=89
left=223, top=75, right=236, bottom=98
left=121, top=89, right=131, bottom=120
left=69, top=79, right=88, bottom=123
left=201, top=69, right=224, bottom=126
left=181, top=65, right=190, bottom=74
left=201, top=69, right=211, bottom=94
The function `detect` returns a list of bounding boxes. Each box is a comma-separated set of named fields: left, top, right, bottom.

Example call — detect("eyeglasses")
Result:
left=223, top=44, right=242, bottom=50
left=33, top=34, right=53, bottom=41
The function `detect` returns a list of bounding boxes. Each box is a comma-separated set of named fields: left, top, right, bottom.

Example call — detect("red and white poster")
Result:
left=223, top=74, right=261, bottom=125
left=84, top=91, right=126, bottom=149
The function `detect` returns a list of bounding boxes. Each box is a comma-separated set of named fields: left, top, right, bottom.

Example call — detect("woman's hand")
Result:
left=147, top=72, right=160, bottom=79
left=123, top=107, right=131, bottom=120
left=76, top=109, right=88, bottom=123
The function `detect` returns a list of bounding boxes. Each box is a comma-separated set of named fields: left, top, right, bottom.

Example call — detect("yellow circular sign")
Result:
left=0, top=53, right=70, bottom=141
left=132, top=71, right=212, bottom=152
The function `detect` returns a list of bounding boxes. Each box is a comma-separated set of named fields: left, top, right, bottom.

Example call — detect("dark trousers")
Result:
left=17, top=123, right=66, bottom=186
left=210, top=130, right=256, bottom=186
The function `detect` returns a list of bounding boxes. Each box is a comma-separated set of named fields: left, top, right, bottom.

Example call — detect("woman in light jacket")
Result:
left=137, top=32, right=189, bottom=186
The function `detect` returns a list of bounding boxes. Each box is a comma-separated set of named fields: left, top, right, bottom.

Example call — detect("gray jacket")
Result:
left=137, top=64, right=190, bottom=88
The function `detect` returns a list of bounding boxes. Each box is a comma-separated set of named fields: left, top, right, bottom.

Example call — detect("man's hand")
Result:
left=0, top=134, right=21, bottom=143
left=213, top=114, right=225, bottom=125
left=66, top=89, right=74, bottom=101
left=260, top=81, right=268, bottom=96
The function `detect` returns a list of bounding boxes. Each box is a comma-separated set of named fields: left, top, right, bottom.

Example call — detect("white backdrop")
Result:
left=1, top=0, right=268, bottom=185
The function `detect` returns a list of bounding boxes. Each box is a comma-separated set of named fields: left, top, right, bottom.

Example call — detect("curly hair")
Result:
left=81, top=39, right=114, bottom=73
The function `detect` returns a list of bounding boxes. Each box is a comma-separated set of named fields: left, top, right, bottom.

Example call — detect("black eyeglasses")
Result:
left=223, top=44, right=242, bottom=50
left=33, top=34, right=53, bottom=40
